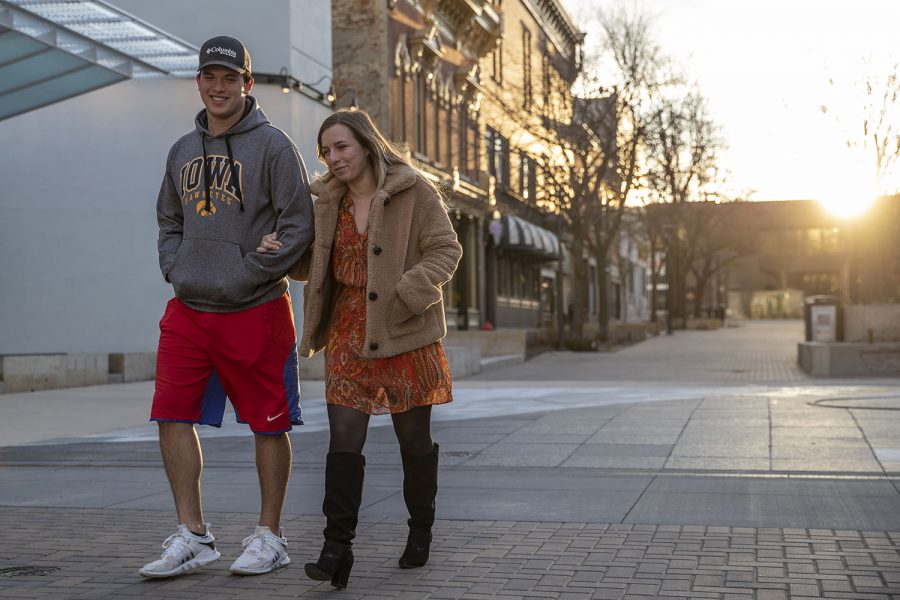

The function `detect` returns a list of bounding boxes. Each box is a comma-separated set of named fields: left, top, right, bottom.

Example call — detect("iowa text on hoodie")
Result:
left=157, top=96, right=314, bottom=312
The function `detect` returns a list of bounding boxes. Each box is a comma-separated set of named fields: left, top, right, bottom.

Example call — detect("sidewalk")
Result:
left=1, top=320, right=899, bottom=599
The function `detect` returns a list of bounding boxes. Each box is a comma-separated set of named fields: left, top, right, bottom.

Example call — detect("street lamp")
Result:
left=556, top=211, right=566, bottom=351
left=662, top=223, right=675, bottom=336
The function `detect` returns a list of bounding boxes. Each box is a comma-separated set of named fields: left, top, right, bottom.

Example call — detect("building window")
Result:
left=486, top=128, right=509, bottom=186
left=396, top=73, right=406, bottom=141
left=433, top=95, right=441, bottom=163
left=627, top=260, right=635, bottom=295
left=522, top=26, right=532, bottom=109
left=799, top=227, right=841, bottom=253
left=459, top=109, right=468, bottom=176
left=542, top=52, right=551, bottom=113
left=498, top=254, right=540, bottom=302
left=519, top=153, right=536, bottom=201
left=446, top=104, right=453, bottom=168
left=491, top=39, right=503, bottom=85
left=800, top=272, right=841, bottom=295
left=414, top=74, right=427, bottom=154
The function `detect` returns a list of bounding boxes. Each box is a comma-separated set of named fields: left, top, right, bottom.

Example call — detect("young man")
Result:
left=139, top=36, right=314, bottom=578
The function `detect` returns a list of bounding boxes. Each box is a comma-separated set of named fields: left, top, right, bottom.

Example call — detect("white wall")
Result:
left=0, top=1, right=332, bottom=355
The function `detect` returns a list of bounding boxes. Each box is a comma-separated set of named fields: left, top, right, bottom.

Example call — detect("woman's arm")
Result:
left=395, top=187, right=463, bottom=315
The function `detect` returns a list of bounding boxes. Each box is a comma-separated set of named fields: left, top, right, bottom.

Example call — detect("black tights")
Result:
left=327, top=404, right=434, bottom=456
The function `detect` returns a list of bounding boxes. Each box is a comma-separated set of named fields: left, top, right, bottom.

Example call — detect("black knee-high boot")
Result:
left=398, top=443, right=439, bottom=568
left=304, top=452, right=365, bottom=588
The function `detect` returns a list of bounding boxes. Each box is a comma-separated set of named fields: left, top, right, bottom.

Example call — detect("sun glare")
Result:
left=816, top=152, right=880, bottom=218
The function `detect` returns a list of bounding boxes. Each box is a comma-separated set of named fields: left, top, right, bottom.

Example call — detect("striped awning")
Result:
left=0, top=0, right=197, bottom=121
left=502, top=215, right=560, bottom=258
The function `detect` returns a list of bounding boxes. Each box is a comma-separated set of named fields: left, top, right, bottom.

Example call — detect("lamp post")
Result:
left=663, top=223, right=675, bottom=335
left=557, top=211, right=566, bottom=351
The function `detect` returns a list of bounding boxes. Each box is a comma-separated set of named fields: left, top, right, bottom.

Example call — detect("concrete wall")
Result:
left=844, top=304, right=900, bottom=342
left=444, top=329, right=527, bottom=357
left=798, top=341, right=900, bottom=376
left=0, top=1, right=331, bottom=358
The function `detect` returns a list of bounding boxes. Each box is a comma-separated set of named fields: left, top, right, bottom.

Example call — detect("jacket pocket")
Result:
left=388, top=296, right=425, bottom=338
left=168, top=238, right=259, bottom=305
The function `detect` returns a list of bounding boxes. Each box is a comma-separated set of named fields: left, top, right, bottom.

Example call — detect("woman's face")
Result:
left=320, top=123, right=371, bottom=184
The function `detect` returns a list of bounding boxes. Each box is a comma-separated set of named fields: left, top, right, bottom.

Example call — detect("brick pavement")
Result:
left=1, top=507, right=899, bottom=599
left=4, top=320, right=900, bottom=599
left=469, top=320, right=812, bottom=384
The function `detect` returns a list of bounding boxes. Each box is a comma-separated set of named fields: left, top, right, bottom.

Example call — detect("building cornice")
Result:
left=522, top=0, right=584, bottom=61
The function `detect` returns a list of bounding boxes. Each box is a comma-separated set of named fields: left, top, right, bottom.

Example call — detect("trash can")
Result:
left=803, top=295, right=842, bottom=342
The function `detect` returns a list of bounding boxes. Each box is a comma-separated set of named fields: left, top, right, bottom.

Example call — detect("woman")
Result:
left=258, top=109, right=461, bottom=589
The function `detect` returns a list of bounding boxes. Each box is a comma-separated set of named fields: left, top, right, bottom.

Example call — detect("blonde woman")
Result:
left=258, top=109, right=461, bottom=588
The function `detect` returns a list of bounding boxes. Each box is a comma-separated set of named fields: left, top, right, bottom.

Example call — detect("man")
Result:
left=139, top=36, right=314, bottom=578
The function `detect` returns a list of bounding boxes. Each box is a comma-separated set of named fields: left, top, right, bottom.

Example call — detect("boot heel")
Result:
left=331, top=559, right=352, bottom=589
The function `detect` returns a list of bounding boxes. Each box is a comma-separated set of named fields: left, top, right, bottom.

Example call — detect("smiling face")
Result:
left=319, top=123, right=372, bottom=185
left=196, top=66, right=252, bottom=133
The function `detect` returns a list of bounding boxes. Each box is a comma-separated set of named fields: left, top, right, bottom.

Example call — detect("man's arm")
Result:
left=244, top=145, right=315, bottom=282
left=157, top=147, right=183, bottom=282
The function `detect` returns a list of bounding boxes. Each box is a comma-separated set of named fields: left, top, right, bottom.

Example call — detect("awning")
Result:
left=501, top=215, right=560, bottom=258
left=0, top=0, right=198, bottom=121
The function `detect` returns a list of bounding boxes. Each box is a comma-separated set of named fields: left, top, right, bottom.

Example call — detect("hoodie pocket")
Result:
left=169, top=238, right=259, bottom=305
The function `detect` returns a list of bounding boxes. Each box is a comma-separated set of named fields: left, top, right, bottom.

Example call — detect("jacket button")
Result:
left=368, top=292, right=378, bottom=301
left=373, top=246, right=382, bottom=255
left=369, top=342, right=379, bottom=351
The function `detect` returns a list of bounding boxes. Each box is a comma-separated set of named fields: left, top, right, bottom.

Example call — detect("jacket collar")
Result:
left=310, top=162, right=418, bottom=204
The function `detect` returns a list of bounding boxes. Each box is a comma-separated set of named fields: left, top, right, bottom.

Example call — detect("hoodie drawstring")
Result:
left=201, top=134, right=211, bottom=214
left=224, top=134, right=244, bottom=211
left=200, top=133, right=244, bottom=213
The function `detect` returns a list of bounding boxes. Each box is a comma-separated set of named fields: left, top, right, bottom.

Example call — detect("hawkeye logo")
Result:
left=206, top=46, right=237, bottom=58
left=180, top=155, right=244, bottom=217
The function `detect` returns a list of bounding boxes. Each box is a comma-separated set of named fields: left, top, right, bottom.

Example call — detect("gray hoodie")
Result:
left=157, top=96, right=314, bottom=312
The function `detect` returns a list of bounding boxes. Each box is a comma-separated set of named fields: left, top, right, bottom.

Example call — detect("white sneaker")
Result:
left=139, top=524, right=220, bottom=578
left=229, top=526, right=291, bottom=575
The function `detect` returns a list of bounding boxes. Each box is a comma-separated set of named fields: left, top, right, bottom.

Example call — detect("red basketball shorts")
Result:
left=151, top=292, right=302, bottom=434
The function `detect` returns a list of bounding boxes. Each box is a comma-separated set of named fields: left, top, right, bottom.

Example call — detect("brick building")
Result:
left=330, top=0, right=583, bottom=332
left=683, top=197, right=900, bottom=319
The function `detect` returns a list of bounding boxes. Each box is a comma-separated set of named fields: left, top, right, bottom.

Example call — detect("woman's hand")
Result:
left=257, top=232, right=284, bottom=254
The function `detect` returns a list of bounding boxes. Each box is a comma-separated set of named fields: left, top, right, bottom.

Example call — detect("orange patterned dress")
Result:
left=324, top=194, right=453, bottom=415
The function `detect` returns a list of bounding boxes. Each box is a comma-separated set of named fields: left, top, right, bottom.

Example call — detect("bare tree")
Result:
left=643, top=88, right=724, bottom=326
left=821, top=60, right=900, bottom=195
left=563, top=3, right=676, bottom=341
left=474, top=2, right=681, bottom=341
left=684, top=201, right=749, bottom=317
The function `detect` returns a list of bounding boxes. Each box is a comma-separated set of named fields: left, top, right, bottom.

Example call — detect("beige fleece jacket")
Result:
left=293, top=162, right=462, bottom=359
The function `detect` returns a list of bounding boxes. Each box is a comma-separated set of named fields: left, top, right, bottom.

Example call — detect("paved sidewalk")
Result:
left=3, top=507, right=899, bottom=600
left=1, top=320, right=899, bottom=599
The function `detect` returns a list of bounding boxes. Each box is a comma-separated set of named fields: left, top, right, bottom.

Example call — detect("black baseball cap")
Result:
left=198, top=36, right=252, bottom=77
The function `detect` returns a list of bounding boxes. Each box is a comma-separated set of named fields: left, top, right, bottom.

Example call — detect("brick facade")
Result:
left=331, top=0, right=583, bottom=331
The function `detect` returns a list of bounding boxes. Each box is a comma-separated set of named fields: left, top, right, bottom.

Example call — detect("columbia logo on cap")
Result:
left=206, top=46, right=238, bottom=58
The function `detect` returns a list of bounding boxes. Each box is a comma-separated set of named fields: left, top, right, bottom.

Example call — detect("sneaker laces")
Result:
left=160, top=533, right=194, bottom=564
left=240, top=531, right=286, bottom=560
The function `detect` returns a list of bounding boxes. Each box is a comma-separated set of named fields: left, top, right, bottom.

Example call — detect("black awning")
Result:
left=501, top=215, right=560, bottom=258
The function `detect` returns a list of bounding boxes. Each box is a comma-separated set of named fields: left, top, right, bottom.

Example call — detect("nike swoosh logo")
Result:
left=267, top=412, right=285, bottom=422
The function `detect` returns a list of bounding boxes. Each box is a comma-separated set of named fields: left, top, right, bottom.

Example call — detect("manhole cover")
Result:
left=0, top=566, right=61, bottom=577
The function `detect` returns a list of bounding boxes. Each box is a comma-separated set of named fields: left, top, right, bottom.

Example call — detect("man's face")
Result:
left=197, top=66, right=252, bottom=123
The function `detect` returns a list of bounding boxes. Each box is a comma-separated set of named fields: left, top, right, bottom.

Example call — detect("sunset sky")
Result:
left=564, top=0, right=900, bottom=216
